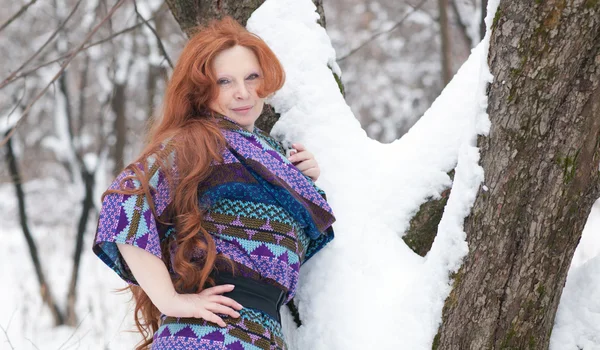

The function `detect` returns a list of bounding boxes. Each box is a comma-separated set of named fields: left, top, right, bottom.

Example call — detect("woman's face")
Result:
left=208, top=45, right=265, bottom=132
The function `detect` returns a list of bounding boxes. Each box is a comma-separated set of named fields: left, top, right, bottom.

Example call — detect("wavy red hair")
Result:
left=105, top=16, right=285, bottom=350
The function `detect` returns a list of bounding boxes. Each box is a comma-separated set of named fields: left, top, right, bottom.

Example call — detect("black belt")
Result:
left=213, top=273, right=287, bottom=324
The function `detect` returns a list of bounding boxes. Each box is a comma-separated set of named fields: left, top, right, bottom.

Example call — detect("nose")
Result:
left=235, top=82, right=250, bottom=100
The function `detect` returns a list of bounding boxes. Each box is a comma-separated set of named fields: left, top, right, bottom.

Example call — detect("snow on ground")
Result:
left=1, top=0, right=599, bottom=349
left=0, top=179, right=139, bottom=349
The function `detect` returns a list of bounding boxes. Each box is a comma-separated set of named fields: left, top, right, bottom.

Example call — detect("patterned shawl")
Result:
left=93, top=114, right=335, bottom=286
left=204, top=116, right=336, bottom=240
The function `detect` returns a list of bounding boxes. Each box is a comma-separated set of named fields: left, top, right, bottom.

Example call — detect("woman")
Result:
left=93, top=16, right=335, bottom=350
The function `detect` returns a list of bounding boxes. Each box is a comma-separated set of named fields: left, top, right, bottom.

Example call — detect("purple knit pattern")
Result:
left=93, top=124, right=335, bottom=349
left=222, top=130, right=333, bottom=216
left=94, top=163, right=173, bottom=284
left=152, top=337, right=225, bottom=350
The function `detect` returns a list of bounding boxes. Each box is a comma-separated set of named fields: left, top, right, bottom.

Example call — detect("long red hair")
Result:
left=107, top=17, right=285, bottom=349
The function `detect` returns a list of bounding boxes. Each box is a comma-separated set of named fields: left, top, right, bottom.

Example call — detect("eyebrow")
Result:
left=215, top=71, right=261, bottom=78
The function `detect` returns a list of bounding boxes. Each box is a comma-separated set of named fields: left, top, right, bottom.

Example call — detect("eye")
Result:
left=246, top=73, right=260, bottom=80
left=217, top=78, right=230, bottom=85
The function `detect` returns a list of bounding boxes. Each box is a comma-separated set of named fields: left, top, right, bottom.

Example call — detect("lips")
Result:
left=232, top=106, right=253, bottom=112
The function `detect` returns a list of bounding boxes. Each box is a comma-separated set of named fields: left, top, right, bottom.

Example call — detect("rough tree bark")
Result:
left=403, top=171, right=454, bottom=257
left=165, top=0, right=326, bottom=38
left=435, top=1, right=600, bottom=348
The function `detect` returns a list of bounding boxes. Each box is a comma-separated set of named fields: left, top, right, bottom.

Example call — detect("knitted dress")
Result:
left=93, top=118, right=335, bottom=350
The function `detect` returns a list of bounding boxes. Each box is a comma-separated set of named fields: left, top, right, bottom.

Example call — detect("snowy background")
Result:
left=1, top=0, right=599, bottom=349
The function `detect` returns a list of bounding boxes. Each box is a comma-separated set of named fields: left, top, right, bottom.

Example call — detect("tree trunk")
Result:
left=403, top=171, right=454, bottom=257
left=438, top=0, right=452, bottom=85
left=4, top=131, right=65, bottom=326
left=450, top=0, right=474, bottom=51
left=65, top=169, right=95, bottom=326
left=480, top=0, right=488, bottom=43
left=435, top=1, right=600, bottom=348
left=111, top=82, right=127, bottom=176
left=165, top=0, right=325, bottom=38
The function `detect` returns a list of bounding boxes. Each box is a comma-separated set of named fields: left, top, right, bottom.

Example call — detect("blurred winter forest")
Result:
left=0, top=0, right=483, bottom=346
left=0, top=0, right=484, bottom=176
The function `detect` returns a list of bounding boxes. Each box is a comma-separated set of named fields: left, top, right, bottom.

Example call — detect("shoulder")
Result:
left=109, top=139, right=178, bottom=196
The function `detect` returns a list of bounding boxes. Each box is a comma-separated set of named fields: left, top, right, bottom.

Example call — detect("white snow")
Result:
left=249, top=0, right=600, bottom=349
left=1, top=0, right=599, bottom=349
left=248, top=0, right=493, bottom=348
left=550, top=199, right=600, bottom=350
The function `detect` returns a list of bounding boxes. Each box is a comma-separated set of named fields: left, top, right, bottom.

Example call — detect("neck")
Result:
left=213, top=112, right=255, bottom=133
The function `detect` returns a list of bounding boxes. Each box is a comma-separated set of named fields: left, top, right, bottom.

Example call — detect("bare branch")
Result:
left=24, top=337, right=41, bottom=350
left=0, top=309, right=17, bottom=350
left=0, top=0, right=130, bottom=147
left=405, top=0, right=436, bottom=21
left=0, top=0, right=37, bottom=33
left=0, top=323, right=15, bottom=350
left=0, top=0, right=83, bottom=90
left=57, top=313, right=88, bottom=350
left=3, top=13, right=163, bottom=89
left=4, top=309, right=16, bottom=334
left=337, top=0, right=429, bottom=62
left=3, top=83, right=27, bottom=126
left=134, top=0, right=173, bottom=69
left=63, top=329, right=91, bottom=350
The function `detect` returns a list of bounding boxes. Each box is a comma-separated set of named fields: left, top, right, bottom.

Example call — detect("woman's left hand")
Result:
left=288, top=143, right=320, bottom=182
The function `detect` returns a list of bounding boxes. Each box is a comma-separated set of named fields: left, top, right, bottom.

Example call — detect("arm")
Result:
left=116, top=243, right=178, bottom=314
left=93, top=147, right=242, bottom=326
left=117, top=243, right=243, bottom=326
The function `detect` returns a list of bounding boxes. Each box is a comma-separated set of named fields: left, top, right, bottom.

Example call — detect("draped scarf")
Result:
left=199, top=116, right=336, bottom=240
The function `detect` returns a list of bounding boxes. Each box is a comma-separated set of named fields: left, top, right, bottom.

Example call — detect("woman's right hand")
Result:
left=162, top=284, right=244, bottom=327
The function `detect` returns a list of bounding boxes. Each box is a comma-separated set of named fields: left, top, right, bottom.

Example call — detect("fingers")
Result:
left=294, top=158, right=317, bottom=172
left=287, top=148, right=320, bottom=181
left=198, top=309, right=227, bottom=328
left=206, top=303, right=241, bottom=319
left=292, top=143, right=306, bottom=152
left=288, top=150, right=313, bottom=164
left=209, top=295, right=244, bottom=310
left=201, top=284, right=235, bottom=296
left=302, top=167, right=320, bottom=181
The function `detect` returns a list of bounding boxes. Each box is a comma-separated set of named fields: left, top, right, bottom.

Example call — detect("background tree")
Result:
left=11, top=0, right=595, bottom=348
left=434, top=0, right=600, bottom=348
left=0, top=0, right=180, bottom=329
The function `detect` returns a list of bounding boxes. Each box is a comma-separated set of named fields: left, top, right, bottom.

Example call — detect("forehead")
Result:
left=212, top=45, right=261, bottom=75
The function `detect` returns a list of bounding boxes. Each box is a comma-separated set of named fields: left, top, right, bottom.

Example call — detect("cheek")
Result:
left=212, top=91, right=232, bottom=109
left=250, top=89, right=264, bottom=103
left=254, top=99, right=265, bottom=114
